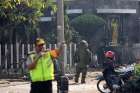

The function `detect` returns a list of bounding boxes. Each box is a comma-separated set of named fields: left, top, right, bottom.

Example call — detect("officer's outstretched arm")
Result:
left=50, top=41, right=65, bottom=59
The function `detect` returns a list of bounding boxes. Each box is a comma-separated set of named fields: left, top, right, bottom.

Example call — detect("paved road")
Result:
left=0, top=81, right=99, bottom=93
left=0, top=72, right=101, bottom=93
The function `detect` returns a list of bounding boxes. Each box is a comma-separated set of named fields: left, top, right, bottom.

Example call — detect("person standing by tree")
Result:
left=26, top=38, right=63, bottom=93
left=74, top=40, right=92, bottom=84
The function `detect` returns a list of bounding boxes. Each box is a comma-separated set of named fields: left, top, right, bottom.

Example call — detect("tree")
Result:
left=71, top=14, right=105, bottom=41
left=71, top=14, right=106, bottom=51
left=0, top=0, right=54, bottom=44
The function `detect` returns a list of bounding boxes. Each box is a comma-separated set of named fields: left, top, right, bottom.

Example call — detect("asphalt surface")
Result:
left=0, top=71, right=101, bottom=93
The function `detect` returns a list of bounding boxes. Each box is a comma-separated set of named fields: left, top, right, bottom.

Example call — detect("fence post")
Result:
left=69, top=43, right=72, bottom=67
left=27, top=44, right=30, bottom=53
left=74, top=43, right=77, bottom=53
left=22, top=44, right=25, bottom=58
left=5, top=44, right=8, bottom=71
left=22, top=44, right=25, bottom=70
left=33, top=44, right=35, bottom=51
left=11, top=44, right=13, bottom=69
left=64, top=44, right=67, bottom=71
left=16, top=43, right=19, bottom=68
left=54, top=44, right=57, bottom=49
left=0, top=44, right=1, bottom=67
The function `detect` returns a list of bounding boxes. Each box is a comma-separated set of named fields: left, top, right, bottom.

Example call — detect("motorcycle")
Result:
left=96, top=64, right=135, bottom=93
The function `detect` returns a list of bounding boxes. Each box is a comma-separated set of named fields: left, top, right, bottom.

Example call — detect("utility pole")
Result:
left=57, top=0, right=64, bottom=43
left=57, top=0, right=65, bottom=75
left=57, top=1, right=69, bottom=93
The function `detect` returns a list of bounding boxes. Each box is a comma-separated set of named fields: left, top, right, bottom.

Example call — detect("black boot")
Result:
left=75, top=77, right=78, bottom=83
left=81, top=78, right=86, bottom=84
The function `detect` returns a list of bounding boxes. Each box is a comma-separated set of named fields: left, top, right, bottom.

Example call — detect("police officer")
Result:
left=26, top=38, right=61, bottom=93
left=74, top=40, right=91, bottom=83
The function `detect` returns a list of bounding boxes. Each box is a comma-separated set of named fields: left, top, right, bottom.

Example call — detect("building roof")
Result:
left=39, top=9, right=83, bottom=22
left=97, top=9, right=136, bottom=14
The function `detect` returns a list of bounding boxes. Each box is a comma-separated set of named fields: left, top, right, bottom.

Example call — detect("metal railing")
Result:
left=0, top=43, right=77, bottom=78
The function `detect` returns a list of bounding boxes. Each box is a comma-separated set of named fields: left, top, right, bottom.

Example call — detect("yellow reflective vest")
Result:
left=29, top=52, right=54, bottom=82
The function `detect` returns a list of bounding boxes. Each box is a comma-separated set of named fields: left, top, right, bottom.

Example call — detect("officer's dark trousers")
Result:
left=30, top=80, right=52, bottom=93
left=75, top=67, right=87, bottom=83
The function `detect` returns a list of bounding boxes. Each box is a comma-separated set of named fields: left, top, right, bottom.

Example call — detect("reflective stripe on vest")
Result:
left=29, top=52, right=54, bottom=82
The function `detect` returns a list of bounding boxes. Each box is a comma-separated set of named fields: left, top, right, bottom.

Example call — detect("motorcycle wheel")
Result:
left=97, top=79, right=112, bottom=93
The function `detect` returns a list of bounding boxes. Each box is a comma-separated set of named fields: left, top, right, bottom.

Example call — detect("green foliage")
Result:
left=0, top=0, right=56, bottom=43
left=0, top=0, right=57, bottom=31
left=0, top=0, right=45, bottom=30
left=71, top=14, right=105, bottom=40
left=64, top=13, right=80, bottom=43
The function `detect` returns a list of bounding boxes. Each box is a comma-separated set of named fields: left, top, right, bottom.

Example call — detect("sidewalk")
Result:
left=0, top=71, right=101, bottom=93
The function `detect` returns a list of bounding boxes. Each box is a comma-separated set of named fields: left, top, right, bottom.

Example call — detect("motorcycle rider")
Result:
left=103, top=51, right=120, bottom=91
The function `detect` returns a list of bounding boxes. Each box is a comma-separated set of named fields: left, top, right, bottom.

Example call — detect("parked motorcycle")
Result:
left=96, top=64, right=135, bottom=93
